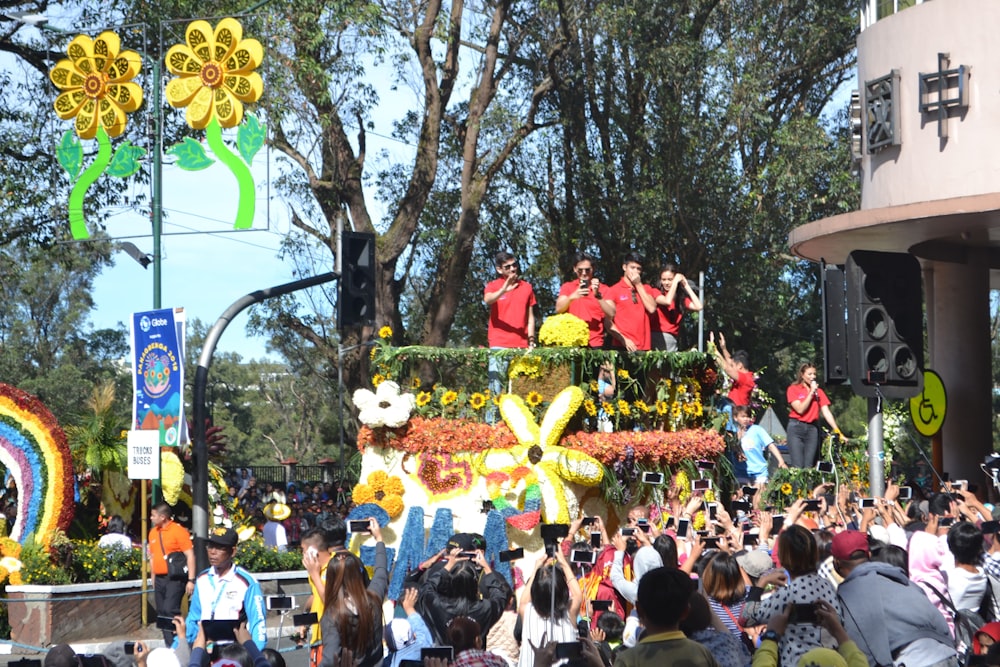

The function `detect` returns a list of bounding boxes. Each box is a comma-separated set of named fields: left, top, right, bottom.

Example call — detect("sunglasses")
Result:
left=502, top=262, right=518, bottom=270
left=575, top=267, right=593, bottom=274
left=631, top=290, right=637, bottom=304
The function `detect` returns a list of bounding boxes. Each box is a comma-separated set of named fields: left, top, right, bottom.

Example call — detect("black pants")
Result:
left=154, top=575, right=185, bottom=643
left=787, top=418, right=820, bottom=468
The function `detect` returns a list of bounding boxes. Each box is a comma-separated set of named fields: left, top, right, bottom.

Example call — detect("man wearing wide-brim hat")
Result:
left=263, top=501, right=290, bottom=552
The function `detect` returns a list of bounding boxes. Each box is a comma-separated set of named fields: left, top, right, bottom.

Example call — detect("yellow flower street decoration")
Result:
left=50, top=32, right=143, bottom=140
left=165, top=18, right=262, bottom=130
left=163, top=18, right=266, bottom=230
left=353, top=471, right=405, bottom=519
left=49, top=30, right=146, bottom=239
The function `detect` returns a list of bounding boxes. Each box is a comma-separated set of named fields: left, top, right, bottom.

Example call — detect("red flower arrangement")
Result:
left=359, top=416, right=724, bottom=468
left=416, top=452, right=475, bottom=500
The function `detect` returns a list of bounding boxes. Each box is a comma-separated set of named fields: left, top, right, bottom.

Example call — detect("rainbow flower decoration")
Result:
left=474, top=386, right=603, bottom=528
left=163, top=17, right=265, bottom=230
left=48, top=30, right=146, bottom=239
left=0, top=384, right=75, bottom=543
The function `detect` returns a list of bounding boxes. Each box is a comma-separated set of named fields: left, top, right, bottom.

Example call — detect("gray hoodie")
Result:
left=837, top=560, right=954, bottom=667
left=610, top=546, right=663, bottom=604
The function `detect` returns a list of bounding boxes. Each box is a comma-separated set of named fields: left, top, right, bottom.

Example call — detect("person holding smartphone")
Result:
left=554, top=252, right=616, bottom=348
left=733, top=405, right=787, bottom=487
left=786, top=363, right=847, bottom=468
left=518, top=549, right=583, bottom=667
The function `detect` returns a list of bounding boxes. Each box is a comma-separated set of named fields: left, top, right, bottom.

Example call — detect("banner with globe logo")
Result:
left=130, top=308, right=186, bottom=446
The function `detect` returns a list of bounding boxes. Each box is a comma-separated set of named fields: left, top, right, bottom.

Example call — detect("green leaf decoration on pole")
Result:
left=167, top=138, right=216, bottom=171
left=107, top=142, right=147, bottom=178
left=237, top=114, right=266, bottom=165
left=57, top=131, right=83, bottom=182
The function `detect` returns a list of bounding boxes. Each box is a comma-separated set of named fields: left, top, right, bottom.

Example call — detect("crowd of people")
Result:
left=77, top=469, right=1000, bottom=667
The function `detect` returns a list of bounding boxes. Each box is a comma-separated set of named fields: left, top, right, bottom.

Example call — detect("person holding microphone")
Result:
left=786, top=363, right=846, bottom=468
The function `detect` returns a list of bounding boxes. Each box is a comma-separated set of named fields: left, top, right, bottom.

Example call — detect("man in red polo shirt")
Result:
left=484, top=252, right=537, bottom=413
left=555, top=251, right=616, bottom=348
left=602, top=252, right=658, bottom=352
left=148, top=502, right=195, bottom=643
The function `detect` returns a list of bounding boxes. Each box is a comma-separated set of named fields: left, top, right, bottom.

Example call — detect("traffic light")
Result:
left=846, top=250, right=924, bottom=398
left=338, top=231, right=376, bottom=329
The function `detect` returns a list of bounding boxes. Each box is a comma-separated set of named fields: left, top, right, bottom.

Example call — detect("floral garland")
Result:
left=538, top=313, right=589, bottom=347
left=352, top=471, right=406, bottom=519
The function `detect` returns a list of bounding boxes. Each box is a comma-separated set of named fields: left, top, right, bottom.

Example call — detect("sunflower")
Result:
left=371, top=373, right=385, bottom=387
left=656, top=400, right=670, bottom=415
left=633, top=399, right=649, bottom=413
left=469, top=393, right=487, bottom=410
left=589, top=380, right=598, bottom=393
left=583, top=399, right=597, bottom=417
left=49, top=31, right=143, bottom=140
left=441, top=390, right=458, bottom=406
left=781, top=483, right=793, bottom=495
left=617, top=399, right=631, bottom=417
left=411, top=377, right=421, bottom=389
left=617, top=369, right=630, bottom=379
left=525, top=391, right=543, bottom=407
left=601, top=401, right=615, bottom=416
left=378, top=326, right=393, bottom=339
left=415, top=391, right=432, bottom=407
left=164, top=17, right=263, bottom=129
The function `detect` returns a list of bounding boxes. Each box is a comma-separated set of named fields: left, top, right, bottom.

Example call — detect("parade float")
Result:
left=345, top=321, right=729, bottom=596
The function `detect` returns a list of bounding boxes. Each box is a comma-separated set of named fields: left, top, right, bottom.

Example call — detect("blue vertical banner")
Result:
left=131, top=308, right=187, bottom=446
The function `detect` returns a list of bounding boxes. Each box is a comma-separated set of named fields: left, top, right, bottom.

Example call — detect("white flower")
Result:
left=353, top=381, right=416, bottom=429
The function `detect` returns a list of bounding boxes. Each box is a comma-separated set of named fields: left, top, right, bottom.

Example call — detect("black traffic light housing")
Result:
left=338, top=231, right=376, bottom=330
left=846, top=250, right=924, bottom=399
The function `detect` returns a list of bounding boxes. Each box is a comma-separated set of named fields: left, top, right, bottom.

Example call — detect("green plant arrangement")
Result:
left=71, top=541, right=143, bottom=583
left=234, top=537, right=304, bottom=573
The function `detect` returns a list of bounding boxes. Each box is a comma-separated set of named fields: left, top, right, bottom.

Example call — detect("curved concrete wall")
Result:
left=859, top=0, right=1000, bottom=210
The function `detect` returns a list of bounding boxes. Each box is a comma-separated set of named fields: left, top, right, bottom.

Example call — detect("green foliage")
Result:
left=167, top=138, right=215, bottom=171
left=70, top=541, right=143, bottom=583
left=237, top=115, right=266, bottom=164
left=107, top=141, right=146, bottom=178
left=235, top=537, right=303, bottom=573
left=57, top=131, right=83, bottom=181
left=19, top=540, right=72, bottom=586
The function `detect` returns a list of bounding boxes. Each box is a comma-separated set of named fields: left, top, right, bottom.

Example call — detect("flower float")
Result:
left=538, top=313, right=589, bottom=347
left=0, top=384, right=75, bottom=543
left=164, top=17, right=265, bottom=229
left=49, top=31, right=145, bottom=239
left=474, top=386, right=604, bottom=529
left=160, top=449, right=186, bottom=506
left=354, top=381, right=416, bottom=429
left=352, top=471, right=405, bottom=519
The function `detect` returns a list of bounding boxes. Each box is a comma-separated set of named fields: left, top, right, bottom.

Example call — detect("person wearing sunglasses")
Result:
left=555, top=251, right=617, bottom=348
left=601, top=252, right=658, bottom=353
left=484, top=251, right=538, bottom=415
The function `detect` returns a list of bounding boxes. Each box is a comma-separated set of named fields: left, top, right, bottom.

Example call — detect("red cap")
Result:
left=831, top=530, right=870, bottom=560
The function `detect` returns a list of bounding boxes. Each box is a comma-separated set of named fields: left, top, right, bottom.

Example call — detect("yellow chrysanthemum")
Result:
left=160, top=450, right=186, bottom=506
left=49, top=31, right=144, bottom=140
left=526, top=392, right=543, bottom=407
left=367, top=470, right=388, bottom=491
left=469, top=393, right=487, bottom=410
left=416, top=391, right=432, bottom=407
left=617, top=369, right=630, bottom=379
left=378, top=326, right=393, bottom=339
left=441, top=390, right=458, bottom=406
left=370, top=347, right=377, bottom=360
left=352, top=484, right=375, bottom=504
left=383, top=476, right=405, bottom=496
left=9, top=571, right=22, bottom=586
left=372, top=373, right=385, bottom=387
left=164, top=18, right=263, bottom=129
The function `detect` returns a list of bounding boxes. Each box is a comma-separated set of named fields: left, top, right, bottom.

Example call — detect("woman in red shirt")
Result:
left=786, top=363, right=846, bottom=468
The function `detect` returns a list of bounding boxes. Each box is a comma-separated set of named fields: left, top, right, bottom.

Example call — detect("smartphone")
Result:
left=942, top=472, right=950, bottom=482
left=156, top=615, right=176, bottom=631
left=898, top=486, right=912, bottom=501
left=939, top=516, right=956, bottom=527
left=570, top=550, right=597, bottom=564
left=421, top=647, right=454, bottom=661
left=641, top=471, right=664, bottom=485
left=621, top=528, right=635, bottom=537
left=499, top=547, right=524, bottom=562
left=348, top=520, right=370, bottom=533
left=702, top=536, right=720, bottom=549
left=202, top=619, right=239, bottom=642
left=707, top=503, right=718, bottom=522
left=816, top=461, right=834, bottom=474
left=743, top=532, right=759, bottom=547
left=859, top=498, right=877, bottom=509
left=953, top=479, right=968, bottom=491
left=555, top=642, right=582, bottom=660
left=789, top=603, right=819, bottom=624
left=540, top=524, right=570, bottom=541
left=676, top=518, right=690, bottom=539
left=124, top=643, right=136, bottom=655
left=399, top=661, right=424, bottom=667
left=292, top=612, right=318, bottom=626
left=458, top=551, right=478, bottom=559
left=802, top=499, right=822, bottom=512
left=577, top=619, right=590, bottom=639
left=696, top=460, right=716, bottom=471
left=732, top=500, right=751, bottom=513
left=692, top=479, right=712, bottom=492
left=580, top=517, right=597, bottom=527
left=664, top=516, right=676, bottom=531
left=771, top=515, right=785, bottom=533
left=982, top=521, right=1000, bottom=535
left=742, top=486, right=758, bottom=497
left=590, top=532, right=601, bottom=548
left=591, top=599, right=612, bottom=612
left=266, top=595, right=294, bottom=611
